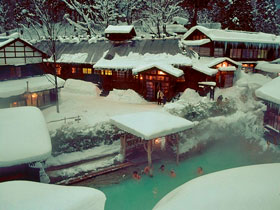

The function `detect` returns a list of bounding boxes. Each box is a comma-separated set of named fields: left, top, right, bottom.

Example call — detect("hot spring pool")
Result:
left=84, top=137, right=280, bottom=210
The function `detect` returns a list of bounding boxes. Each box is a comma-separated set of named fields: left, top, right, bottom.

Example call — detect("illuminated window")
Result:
left=72, top=67, right=76, bottom=74
left=56, top=65, right=62, bottom=75
left=134, top=75, right=139, bottom=79
left=158, top=71, right=166, bottom=75
left=258, top=50, right=267, bottom=59
left=83, top=68, right=92, bottom=74
left=105, top=70, right=112, bottom=75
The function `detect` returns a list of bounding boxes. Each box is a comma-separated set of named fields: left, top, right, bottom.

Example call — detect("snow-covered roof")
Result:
left=166, top=24, right=188, bottom=34
left=36, top=39, right=194, bottom=64
left=0, top=74, right=65, bottom=98
left=173, top=16, right=189, bottom=25
left=272, top=58, right=280, bottom=64
left=56, top=53, right=88, bottom=64
left=255, top=61, right=280, bottom=73
left=0, top=107, right=51, bottom=167
left=0, top=181, right=106, bottom=210
left=132, top=63, right=184, bottom=77
left=181, top=39, right=211, bottom=46
left=255, top=76, right=280, bottom=105
left=110, top=111, right=194, bottom=140
left=198, top=81, right=216, bottom=86
left=0, top=37, right=16, bottom=48
left=154, top=163, right=280, bottom=210
left=183, top=26, right=280, bottom=44
left=218, top=66, right=236, bottom=71
left=94, top=53, right=192, bottom=70
left=205, top=57, right=242, bottom=67
left=105, top=25, right=135, bottom=34
left=192, top=62, right=218, bottom=76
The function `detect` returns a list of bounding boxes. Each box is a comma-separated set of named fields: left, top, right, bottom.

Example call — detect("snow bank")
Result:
left=236, top=71, right=272, bottom=90
left=62, top=79, right=100, bottom=97
left=0, top=107, right=51, bottom=167
left=154, top=163, right=280, bottom=210
left=0, top=181, right=106, bottom=210
left=106, top=89, right=147, bottom=104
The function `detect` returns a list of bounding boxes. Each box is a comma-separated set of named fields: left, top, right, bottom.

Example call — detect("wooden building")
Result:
left=182, top=26, right=280, bottom=72
left=255, top=77, right=280, bottom=145
left=0, top=35, right=64, bottom=108
left=105, top=25, right=136, bottom=41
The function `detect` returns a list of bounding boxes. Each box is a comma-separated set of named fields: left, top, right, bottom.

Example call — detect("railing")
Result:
left=47, top=116, right=81, bottom=124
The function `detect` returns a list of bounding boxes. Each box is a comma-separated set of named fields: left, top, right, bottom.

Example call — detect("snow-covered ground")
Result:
left=42, top=72, right=278, bottom=180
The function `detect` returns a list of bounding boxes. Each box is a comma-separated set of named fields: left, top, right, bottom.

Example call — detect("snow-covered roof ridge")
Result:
left=183, top=25, right=280, bottom=44
left=0, top=181, right=106, bottom=210
left=154, top=163, right=280, bottom=210
left=132, top=63, right=184, bottom=78
left=192, top=60, right=218, bottom=76
left=0, top=74, right=65, bottom=98
left=206, top=57, right=242, bottom=67
left=255, top=61, right=280, bottom=73
left=0, top=107, right=52, bottom=167
left=110, top=111, right=194, bottom=140
left=255, top=76, right=280, bottom=105
left=105, top=25, right=135, bottom=34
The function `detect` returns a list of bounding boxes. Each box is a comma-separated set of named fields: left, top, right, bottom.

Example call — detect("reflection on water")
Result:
left=84, top=136, right=280, bottom=210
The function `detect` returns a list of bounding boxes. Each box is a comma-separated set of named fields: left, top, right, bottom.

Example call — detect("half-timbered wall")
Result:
left=0, top=40, right=43, bottom=65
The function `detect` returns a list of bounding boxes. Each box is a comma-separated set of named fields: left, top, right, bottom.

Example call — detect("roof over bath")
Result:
left=110, top=111, right=194, bottom=140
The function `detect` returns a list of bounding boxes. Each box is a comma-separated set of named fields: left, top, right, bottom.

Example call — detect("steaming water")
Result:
left=93, top=136, right=280, bottom=210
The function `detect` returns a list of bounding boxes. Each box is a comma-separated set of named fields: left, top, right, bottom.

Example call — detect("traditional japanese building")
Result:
left=255, top=76, right=280, bottom=144
left=0, top=35, right=64, bottom=108
left=182, top=25, right=280, bottom=71
left=105, top=25, right=136, bottom=41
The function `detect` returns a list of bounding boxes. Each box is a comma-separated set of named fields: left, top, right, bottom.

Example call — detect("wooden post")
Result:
left=120, top=135, right=126, bottom=162
left=176, top=134, right=180, bottom=165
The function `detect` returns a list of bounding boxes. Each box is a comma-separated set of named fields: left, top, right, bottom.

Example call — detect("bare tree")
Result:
left=142, top=0, right=183, bottom=37
left=26, top=0, right=65, bottom=113
left=62, top=0, right=119, bottom=36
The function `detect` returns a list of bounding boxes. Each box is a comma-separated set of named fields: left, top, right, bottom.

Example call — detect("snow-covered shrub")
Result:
left=50, top=122, right=124, bottom=155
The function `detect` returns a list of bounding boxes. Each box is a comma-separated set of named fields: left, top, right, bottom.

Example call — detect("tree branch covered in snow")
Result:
left=141, top=0, right=183, bottom=37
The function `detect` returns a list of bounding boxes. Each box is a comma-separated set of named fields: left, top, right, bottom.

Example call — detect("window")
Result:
left=83, top=68, right=92, bottom=74
left=116, top=71, right=125, bottom=79
left=230, top=49, right=242, bottom=59
left=258, top=50, right=267, bottom=59
left=192, top=47, right=211, bottom=56
left=72, top=67, right=76, bottom=74
left=56, top=65, right=62, bottom=75
left=214, top=48, right=224, bottom=57
left=104, top=70, right=112, bottom=75
left=193, top=34, right=207, bottom=40
left=158, top=71, right=166, bottom=75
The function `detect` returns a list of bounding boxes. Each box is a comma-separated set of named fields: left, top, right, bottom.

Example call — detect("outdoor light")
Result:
left=31, top=93, right=38, bottom=98
left=155, top=138, right=161, bottom=144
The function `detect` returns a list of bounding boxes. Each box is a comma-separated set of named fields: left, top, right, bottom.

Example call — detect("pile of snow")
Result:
left=62, top=79, right=100, bottom=96
left=0, top=181, right=106, bottom=210
left=154, top=163, right=280, bottom=210
left=164, top=89, right=209, bottom=117
left=106, top=89, right=147, bottom=104
left=0, top=107, right=51, bottom=167
left=236, top=71, right=272, bottom=90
